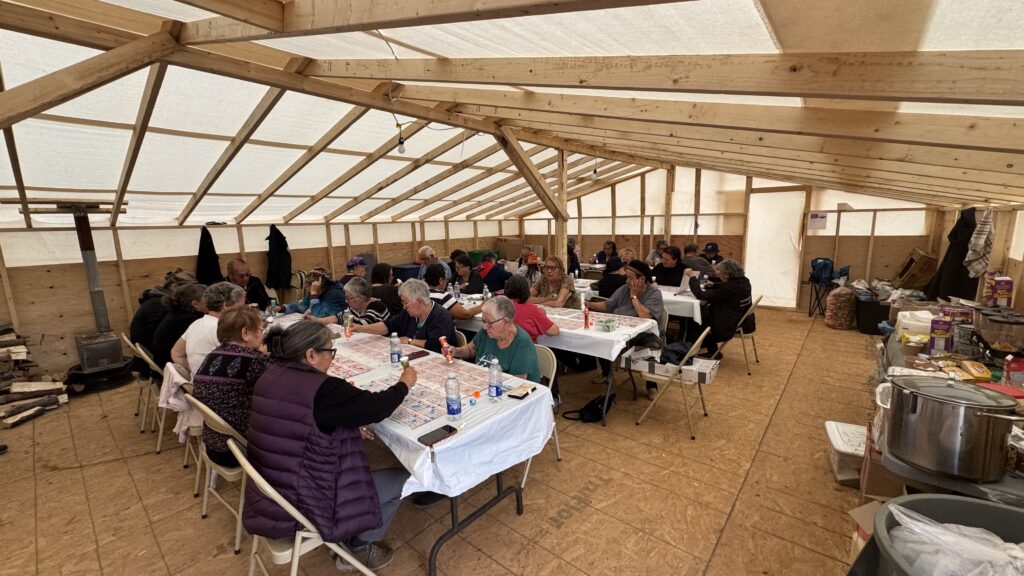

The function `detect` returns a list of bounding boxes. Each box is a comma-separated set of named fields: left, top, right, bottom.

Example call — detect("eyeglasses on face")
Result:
left=543, top=265, right=559, bottom=271
left=315, top=347, right=337, bottom=359
left=482, top=316, right=507, bottom=328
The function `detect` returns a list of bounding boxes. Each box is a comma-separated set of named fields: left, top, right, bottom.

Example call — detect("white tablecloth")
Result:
left=457, top=307, right=657, bottom=361
left=658, top=287, right=703, bottom=324
left=336, top=334, right=554, bottom=498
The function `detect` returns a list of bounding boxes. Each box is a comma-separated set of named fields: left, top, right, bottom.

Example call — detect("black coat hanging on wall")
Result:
left=195, top=226, right=222, bottom=285
left=265, top=224, right=292, bottom=289
left=925, top=207, right=979, bottom=301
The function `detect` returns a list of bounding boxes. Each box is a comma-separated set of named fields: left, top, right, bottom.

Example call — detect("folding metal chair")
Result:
left=631, top=327, right=711, bottom=439
left=185, top=394, right=247, bottom=554
left=226, top=439, right=377, bottom=576
left=135, top=345, right=168, bottom=444
left=521, top=344, right=562, bottom=488
left=121, top=333, right=149, bottom=421
left=713, top=295, right=762, bottom=376
left=453, top=329, right=468, bottom=348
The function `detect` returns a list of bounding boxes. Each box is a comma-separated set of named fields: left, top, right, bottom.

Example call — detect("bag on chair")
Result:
left=562, top=393, right=616, bottom=423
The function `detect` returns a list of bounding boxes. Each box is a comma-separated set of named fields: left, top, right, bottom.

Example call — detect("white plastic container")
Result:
left=826, top=421, right=867, bottom=487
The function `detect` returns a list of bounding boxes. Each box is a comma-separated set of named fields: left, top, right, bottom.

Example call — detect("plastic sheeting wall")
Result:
left=745, top=191, right=806, bottom=308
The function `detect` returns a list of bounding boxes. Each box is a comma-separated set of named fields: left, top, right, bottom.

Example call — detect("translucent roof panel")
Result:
left=14, top=120, right=129, bottom=190
left=330, top=159, right=411, bottom=198
left=244, top=197, right=307, bottom=223
left=259, top=32, right=425, bottom=59
left=208, top=144, right=305, bottom=194
left=329, top=199, right=389, bottom=222
left=408, top=168, right=487, bottom=200
left=149, top=67, right=272, bottom=136
left=0, top=137, right=14, bottom=186
left=383, top=1, right=776, bottom=57
left=119, top=194, right=190, bottom=226
left=276, top=153, right=365, bottom=196
left=434, top=133, right=498, bottom=164
left=292, top=198, right=348, bottom=222
left=99, top=0, right=215, bottom=21
left=251, top=92, right=358, bottom=147
left=391, top=125, right=471, bottom=160
left=367, top=200, right=423, bottom=221
left=334, top=110, right=416, bottom=153
left=372, top=164, right=450, bottom=199
left=186, top=196, right=255, bottom=225
left=129, top=133, right=228, bottom=193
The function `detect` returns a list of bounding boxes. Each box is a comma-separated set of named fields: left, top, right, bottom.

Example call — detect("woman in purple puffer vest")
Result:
left=245, top=321, right=417, bottom=572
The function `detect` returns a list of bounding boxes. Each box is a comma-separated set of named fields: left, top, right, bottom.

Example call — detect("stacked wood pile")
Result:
left=0, top=324, right=66, bottom=428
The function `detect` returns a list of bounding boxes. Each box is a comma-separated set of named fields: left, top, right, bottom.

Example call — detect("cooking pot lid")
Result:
left=890, top=376, right=1019, bottom=408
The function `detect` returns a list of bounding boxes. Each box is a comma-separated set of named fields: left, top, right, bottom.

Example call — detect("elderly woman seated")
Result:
left=685, top=258, right=752, bottom=358
left=352, top=279, right=456, bottom=354
left=504, top=275, right=559, bottom=343
left=191, top=307, right=269, bottom=467
left=423, top=263, right=483, bottom=321
left=171, top=281, right=246, bottom=376
left=245, top=320, right=417, bottom=572
left=529, top=256, right=581, bottom=309
left=309, top=277, right=390, bottom=326
left=450, top=296, right=541, bottom=383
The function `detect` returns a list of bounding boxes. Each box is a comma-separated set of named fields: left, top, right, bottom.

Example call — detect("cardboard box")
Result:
left=860, top=426, right=907, bottom=502
left=678, top=358, right=720, bottom=384
left=848, top=500, right=882, bottom=563
left=618, top=355, right=679, bottom=378
left=891, top=249, right=938, bottom=290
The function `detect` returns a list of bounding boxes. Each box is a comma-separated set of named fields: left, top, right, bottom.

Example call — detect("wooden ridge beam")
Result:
left=323, top=128, right=475, bottom=222
left=178, top=56, right=310, bottom=224
left=235, top=84, right=389, bottom=223
left=0, top=61, right=30, bottom=227
left=112, top=62, right=166, bottom=225
left=400, top=85, right=1024, bottom=153
left=361, top=142, right=501, bottom=222
left=507, top=129, right=670, bottom=169
left=0, top=30, right=178, bottom=130
left=306, top=50, right=1024, bottom=105
left=179, top=0, right=693, bottom=45
left=389, top=145, right=544, bottom=221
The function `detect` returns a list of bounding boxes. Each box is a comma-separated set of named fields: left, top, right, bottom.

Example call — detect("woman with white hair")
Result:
left=353, top=279, right=456, bottom=354
left=171, top=281, right=246, bottom=376
left=451, top=296, right=540, bottom=383
left=310, top=277, right=389, bottom=326
left=684, top=258, right=753, bottom=357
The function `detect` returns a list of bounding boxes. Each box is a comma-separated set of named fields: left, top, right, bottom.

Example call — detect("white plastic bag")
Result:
left=888, top=504, right=1024, bottom=576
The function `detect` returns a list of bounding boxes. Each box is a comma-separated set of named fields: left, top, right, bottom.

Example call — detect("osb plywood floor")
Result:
left=0, top=310, right=879, bottom=576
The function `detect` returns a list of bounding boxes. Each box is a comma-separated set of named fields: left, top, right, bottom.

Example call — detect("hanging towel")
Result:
left=266, top=224, right=292, bottom=289
left=964, top=208, right=993, bottom=278
left=196, top=226, right=222, bottom=285
left=157, top=362, right=202, bottom=443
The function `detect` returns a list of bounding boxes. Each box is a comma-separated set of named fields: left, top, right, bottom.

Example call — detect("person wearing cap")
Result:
left=680, top=243, right=717, bottom=279
left=594, top=257, right=627, bottom=298
left=274, top=267, right=346, bottom=318
left=701, top=242, right=724, bottom=265
left=586, top=260, right=665, bottom=399
left=646, top=240, right=668, bottom=266
left=517, top=252, right=542, bottom=285
left=416, top=245, right=451, bottom=281
left=652, top=246, right=685, bottom=287
left=339, top=256, right=368, bottom=286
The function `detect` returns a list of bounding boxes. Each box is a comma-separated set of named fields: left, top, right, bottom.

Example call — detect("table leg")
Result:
left=601, top=369, right=615, bottom=426
left=427, top=472, right=523, bottom=576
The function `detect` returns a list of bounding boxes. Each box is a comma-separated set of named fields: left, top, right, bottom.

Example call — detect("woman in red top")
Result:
left=504, top=275, right=560, bottom=343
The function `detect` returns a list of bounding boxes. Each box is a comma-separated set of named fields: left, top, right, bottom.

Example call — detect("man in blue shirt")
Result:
left=274, top=267, right=346, bottom=318
left=416, top=245, right=451, bottom=281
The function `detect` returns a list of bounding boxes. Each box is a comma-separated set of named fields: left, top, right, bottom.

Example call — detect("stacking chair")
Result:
left=521, top=344, right=562, bottom=488
left=713, top=296, right=762, bottom=376
left=225, top=439, right=377, bottom=576
left=453, top=329, right=468, bottom=348
left=135, top=345, right=168, bottom=443
left=121, top=333, right=148, bottom=421
left=180, top=381, right=201, bottom=470
left=185, top=394, right=247, bottom=555
left=632, top=327, right=711, bottom=439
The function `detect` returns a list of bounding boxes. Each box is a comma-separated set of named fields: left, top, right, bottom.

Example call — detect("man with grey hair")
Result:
left=451, top=296, right=541, bottom=383
left=685, top=258, right=753, bottom=358
left=171, top=281, right=246, bottom=376
left=352, top=279, right=455, bottom=353
left=310, top=277, right=390, bottom=326
left=225, top=258, right=271, bottom=310
left=416, top=245, right=451, bottom=281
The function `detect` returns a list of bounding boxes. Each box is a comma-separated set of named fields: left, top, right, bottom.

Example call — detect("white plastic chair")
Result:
left=521, top=344, right=562, bottom=488
left=185, top=394, right=247, bottom=555
left=631, top=327, right=711, bottom=439
left=225, top=439, right=377, bottom=576
left=712, top=295, right=762, bottom=376
left=135, top=345, right=168, bottom=444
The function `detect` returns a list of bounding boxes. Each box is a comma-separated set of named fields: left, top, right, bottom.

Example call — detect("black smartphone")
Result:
left=417, top=424, right=457, bottom=447
left=407, top=350, right=430, bottom=361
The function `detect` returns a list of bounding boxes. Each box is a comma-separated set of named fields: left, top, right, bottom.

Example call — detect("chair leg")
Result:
left=680, top=379, right=696, bottom=441
left=289, top=532, right=303, bottom=576
left=752, top=335, right=760, bottom=363
left=134, top=377, right=143, bottom=417
left=155, top=408, right=167, bottom=454
left=741, top=333, right=751, bottom=376
left=521, top=457, right=532, bottom=489
left=193, top=455, right=204, bottom=497
left=138, top=381, right=150, bottom=433
left=697, top=381, right=709, bottom=417
left=627, top=369, right=638, bottom=401
left=235, top=474, right=246, bottom=554
left=182, top=436, right=192, bottom=469
left=248, top=535, right=260, bottom=576
left=553, top=424, right=562, bottom=461
left=201, top=467, right=212, bottom=519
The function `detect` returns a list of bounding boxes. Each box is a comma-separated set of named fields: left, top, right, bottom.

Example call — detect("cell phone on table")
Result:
left=406, top=350, right=429, bottom=361
left=508, top=383, right=535, bottom=400
left=417, top=424, right=457, bottom=447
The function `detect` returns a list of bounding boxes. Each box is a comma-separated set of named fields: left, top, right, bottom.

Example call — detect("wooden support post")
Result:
left=419, top=221, right=426, bottom=259
left=236, top=225, right=246, bottom=258
left=740, top=176, right=752, bottom=261
left=639, top=173, right=647, bottom=254
left=576, top=197, right=583, bottom=248
left=796, top=186, right=814, bottom=308
left=553, top=149, right=569, bottom=267
left=692, top=168, right=701, bottom=243
left=112, top=229, right=134, bottom=317
left=610, top=184, right=617, bottom=238
left=519, top=218, right=525, bottom=243
left=833, top=212, right=843, bottom=265
left=0, top=242, right=19, bottom=332
left=664, top=167, right=674, bottom=244
left=444, top=221, right=451, bottom=258
left=371, top=224, right=379, bottom=260
left=343, top=224, right=352, bottom=261
left=411, top=222, right=417, bottom=261
left=865, top=211, right=878, bottom=280
left=325, top=223, right=336, bottom=277
left=473, top=221, right=480, bottom=250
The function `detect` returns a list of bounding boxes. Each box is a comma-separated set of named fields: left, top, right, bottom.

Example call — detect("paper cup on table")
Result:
left=400, top=356, right=410, bottom=368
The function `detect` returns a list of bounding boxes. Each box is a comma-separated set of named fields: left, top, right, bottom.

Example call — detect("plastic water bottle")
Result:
left=482, top=285, right=491, bottom=300
left=445, top=373, right=462, bottom=422
left=389, top=333, right=401, bottom=366
left=488, top=358, right=503, bottom=402
left=453, top=280, right=461, bottom=300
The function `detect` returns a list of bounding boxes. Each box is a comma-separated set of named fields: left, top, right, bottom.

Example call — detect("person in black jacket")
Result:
left=129, top=269, right=196, bottom=365
left=685, top=259, right=752, bottom=357
left=370, top=263, right=403, bottom=316
left=478, top=252, right=511, bottom=294
left=452, top=254, right=485, bottom=294
left=226, top=259, right=271, bottom=310
left=594, top=257, right=627, bottom=298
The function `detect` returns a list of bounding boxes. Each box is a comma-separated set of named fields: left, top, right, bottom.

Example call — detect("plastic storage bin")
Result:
left=856, top=299, right=891, bottom=336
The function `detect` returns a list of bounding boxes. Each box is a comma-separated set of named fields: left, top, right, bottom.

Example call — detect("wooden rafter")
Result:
left=235, top=83, right=391, bottom=223
left=307, top=51, right=1024, bottom=105
left=112, top=62, right=167, bottom=225
left=361, top=142, right=502, bottom=222
left=469, top=161, right=619, bottom=221
left=322, top=128, right=476, bottom=222
left=177, top=57, right=310, bottom=224
left=178, top=0, right=694, bottom=45
left=389, top=145, right=544, bottom=221
left=401, top=86, right=1024, bottom=153
left=176, top=0, right=284, bottom=31
left=0, top=31, right=178, bottom=130
left=495, top=127, right=568, bottom=220
left=0, top=61, right=30, bottom=227
left=435, top=154, right=571, bottom=221
left=456, top=157, right=604, bottom=220
left=512, top=166, right=658, bottom=218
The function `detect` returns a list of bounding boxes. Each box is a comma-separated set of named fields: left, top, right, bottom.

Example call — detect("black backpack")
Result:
left=562, top=393, right=616, bottom=423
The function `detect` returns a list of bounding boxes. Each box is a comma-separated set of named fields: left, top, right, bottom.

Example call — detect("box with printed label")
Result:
left=678, top=358, right=720, bottom=384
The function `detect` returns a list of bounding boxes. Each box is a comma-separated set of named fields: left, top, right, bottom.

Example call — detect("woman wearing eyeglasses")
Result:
left=529, top=256, right=581, bottom=309
left=309, top=278, right=390, bottom=326
left=353, top=278, right=456, bottom=354
left=450, top=296, right=540, bottom=383
left=245, top=320, right=417, bottom=572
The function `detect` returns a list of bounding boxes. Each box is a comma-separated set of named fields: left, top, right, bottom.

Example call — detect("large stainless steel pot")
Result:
left=878, top=375, right=1024, bottom=482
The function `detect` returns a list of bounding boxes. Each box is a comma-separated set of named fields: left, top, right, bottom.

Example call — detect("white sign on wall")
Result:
left=808, top=212, right=828, bottom=230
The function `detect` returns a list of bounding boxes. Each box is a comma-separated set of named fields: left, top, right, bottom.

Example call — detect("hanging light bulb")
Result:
left=397, top=136, right=406, bottom=154
left=588, top=157, right=599, bottom=180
